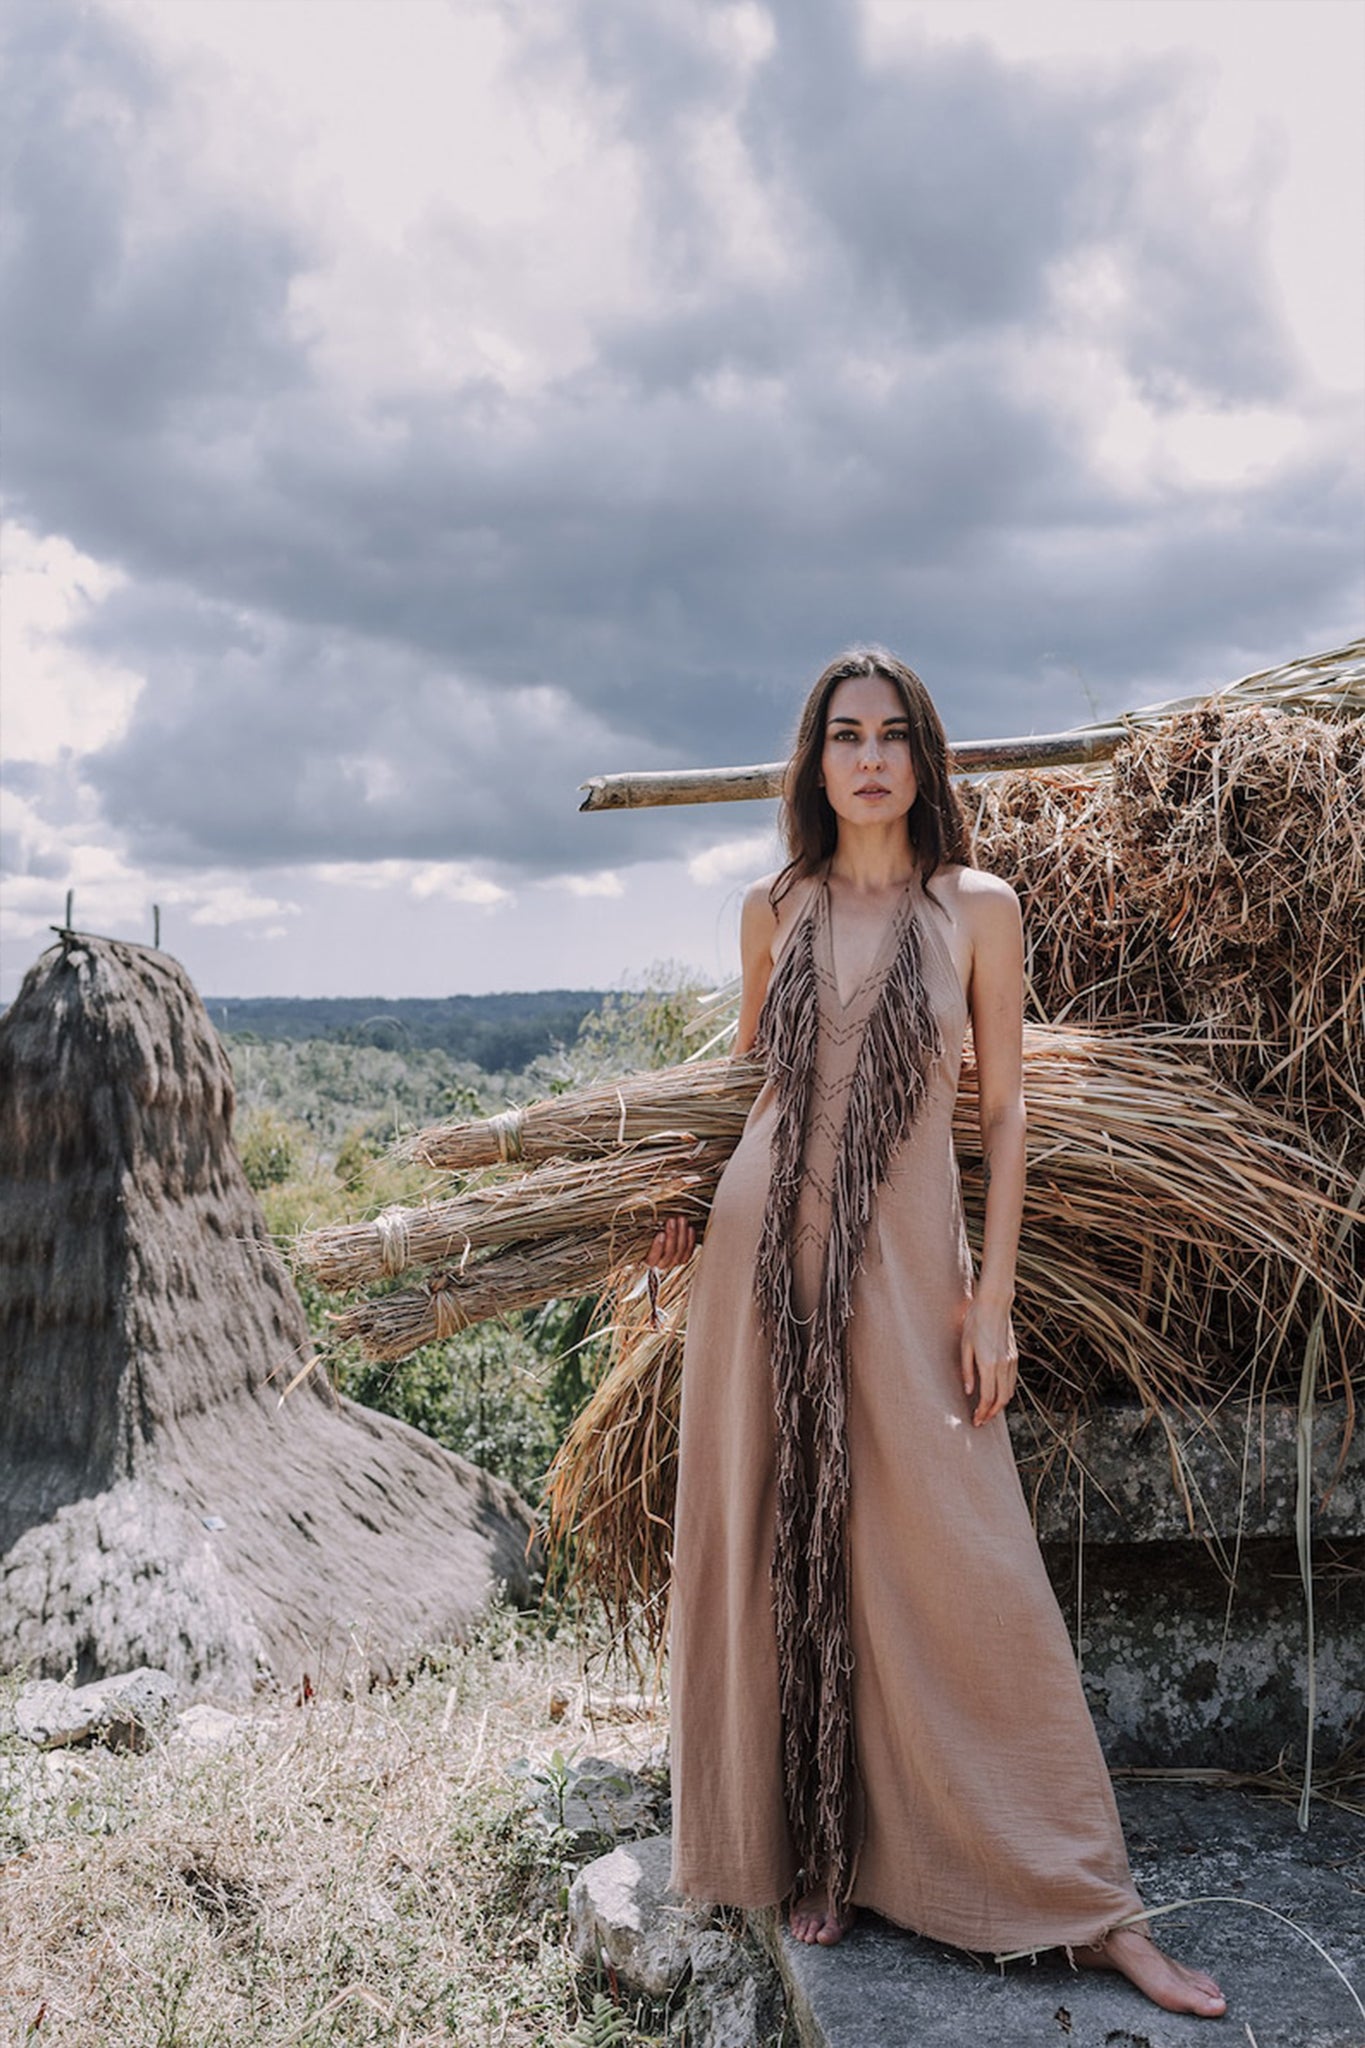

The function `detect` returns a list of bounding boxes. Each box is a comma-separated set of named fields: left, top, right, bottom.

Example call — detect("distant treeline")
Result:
left=207, top=990, right=609, bottom=1072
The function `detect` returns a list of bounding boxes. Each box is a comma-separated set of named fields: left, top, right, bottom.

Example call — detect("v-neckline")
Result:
left=819, top=869, right=918, bottom=1013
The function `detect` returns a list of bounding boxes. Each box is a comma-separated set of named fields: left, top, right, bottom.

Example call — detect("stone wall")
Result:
left=1009, top=1398, right=1363, bottom=1768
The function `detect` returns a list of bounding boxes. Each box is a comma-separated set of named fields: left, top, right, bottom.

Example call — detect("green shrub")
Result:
left=235, top=1107, right=308, bottom=1189
left=570, top=962, right=707, bottom=1077
left=340, top=1323, right=563, bottom=1500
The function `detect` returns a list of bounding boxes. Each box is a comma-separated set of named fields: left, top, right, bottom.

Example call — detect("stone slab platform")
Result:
left=763, top=1784, right=1365, bottom=2048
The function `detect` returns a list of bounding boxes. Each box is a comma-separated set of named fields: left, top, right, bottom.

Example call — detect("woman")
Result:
left=649, top=649, right=1226, bottom=2020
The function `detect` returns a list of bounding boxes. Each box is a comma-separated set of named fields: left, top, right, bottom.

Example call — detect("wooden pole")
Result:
left=579, top=725, right=1128, bottom=811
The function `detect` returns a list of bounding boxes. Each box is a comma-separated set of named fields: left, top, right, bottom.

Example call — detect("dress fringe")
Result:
left=753, top=875, right=942, bottom=1915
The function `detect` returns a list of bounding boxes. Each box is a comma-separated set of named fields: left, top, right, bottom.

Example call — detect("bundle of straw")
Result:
left=322, top=1143, right=733, bottom=1362
left=542, top=1026, right=1363, bottom=1637
left=542, top=1258, right=689, bottom=1636
left=397, top=1059, right=755, bottom=1173
left=972, top=705, right=1365, bottom=1164
left=303, top=1138, right=735, bottom=1290
left=1110, top=636, right=1365, bottom=727
left=307, top=1010, right=1359, bottom=1375
left=332, top=1232, right=617, bottom=1360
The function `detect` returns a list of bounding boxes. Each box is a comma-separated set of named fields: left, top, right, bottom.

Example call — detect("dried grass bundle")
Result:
left=958, top=1025, right=1359, bottom=1400
left=1116, top=637, right=1365, bottom=727
left=399, top=1059, right=754, bottom=1172
left=542, top=1027, right=1363, bottom=1634
left=326, top=1144, right=731, bottom=1362
left=332, top=1232, right=617, bottom=1360
left=968, top=772, right=1179, bottom=1027
left=298, top=1138, right=735, bottom=1290
left=973, top=706, right=1365, bottom=1164
left=1113, top=710, right=1365, bottom=1141
left=322, top=1013, right=1360, bottom=1386
left=542, top=1259, right=690, bottom=1636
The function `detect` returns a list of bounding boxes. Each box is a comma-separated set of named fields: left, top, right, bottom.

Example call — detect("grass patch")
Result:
left=0, top=1607, right=749, bottom=2048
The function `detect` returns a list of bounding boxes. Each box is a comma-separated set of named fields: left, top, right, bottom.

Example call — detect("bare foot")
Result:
left=1074, top=1924, right=1226, bottom=2018
left=789, top=1885, right=856, bottom=1946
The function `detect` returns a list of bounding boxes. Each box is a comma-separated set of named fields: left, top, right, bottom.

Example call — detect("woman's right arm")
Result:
left=648, top=876, right=779, bottom=1268
left=732, top=877, right=780, bottom=1057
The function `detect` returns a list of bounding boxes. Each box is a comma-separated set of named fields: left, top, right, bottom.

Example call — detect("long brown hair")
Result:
left=772, top=648, right=972, bottom=905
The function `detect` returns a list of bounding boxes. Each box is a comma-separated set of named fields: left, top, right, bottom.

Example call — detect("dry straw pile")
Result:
left=973, top=701, right=1364, bottom=1161
left=293, top=652, right=1364, bottom=1632
left=1, top=935, right=536, bottom=1694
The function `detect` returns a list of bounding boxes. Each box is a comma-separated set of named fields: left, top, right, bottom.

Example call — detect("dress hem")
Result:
left=668, top=1870, right=1148, bottom=1965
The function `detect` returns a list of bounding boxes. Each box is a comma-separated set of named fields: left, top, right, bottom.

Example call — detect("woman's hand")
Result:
left=961, top=1296, right=1018, bottom=1426
left=648, top=1215, right=696, bottom=1270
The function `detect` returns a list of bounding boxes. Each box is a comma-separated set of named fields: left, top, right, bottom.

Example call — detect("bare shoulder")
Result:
left=934, top=863, right=1021, bottom=931
left=739, top=873, right=778, bottom=944
left=929, top=867, right=1021, bottom=991
left=741, top=872, right=780, bottom=917
left=743, top=869, right=817, bottom=959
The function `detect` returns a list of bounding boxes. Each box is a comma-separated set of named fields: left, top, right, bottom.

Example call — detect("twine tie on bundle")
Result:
left=428, top=1273, right=465, bottom=1340
left=489, top=1108, right=526, bottom=1164
left=373, top=1208, right=411, bottom=1277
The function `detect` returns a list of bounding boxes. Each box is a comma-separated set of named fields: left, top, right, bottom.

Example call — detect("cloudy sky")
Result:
left=3, top=0, right=1362, bottom=1004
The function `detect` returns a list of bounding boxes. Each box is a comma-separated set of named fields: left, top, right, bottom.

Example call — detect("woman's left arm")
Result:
left=959, top=874, right=1026, bottom=1426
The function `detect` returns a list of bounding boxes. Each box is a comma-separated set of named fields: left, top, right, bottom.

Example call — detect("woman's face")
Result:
left=820, top=671, right=918, bottom=830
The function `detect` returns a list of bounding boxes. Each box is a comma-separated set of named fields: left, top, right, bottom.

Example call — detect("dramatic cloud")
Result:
left=1, top=0, right=1361, bottom=995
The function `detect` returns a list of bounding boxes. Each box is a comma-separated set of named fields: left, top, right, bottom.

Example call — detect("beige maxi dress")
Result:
left=669, top=867, right=1145, bottom=1954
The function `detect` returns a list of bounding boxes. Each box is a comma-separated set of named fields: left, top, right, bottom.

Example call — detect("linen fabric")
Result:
left=669, top=867, right=1145, bottom=1953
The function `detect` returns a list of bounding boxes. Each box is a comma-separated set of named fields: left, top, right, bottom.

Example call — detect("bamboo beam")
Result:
left=578, top=640, right=1365, bottom=813
left=579, top=725, right=1128, bottom=811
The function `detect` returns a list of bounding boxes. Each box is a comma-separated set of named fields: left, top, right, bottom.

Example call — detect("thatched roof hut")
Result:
left=0, top=934, right=536, bottom=1699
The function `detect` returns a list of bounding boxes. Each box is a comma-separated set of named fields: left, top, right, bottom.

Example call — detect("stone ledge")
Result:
left=765, top=1782, right=1365, bottom=2048
left=1055, top=1536, right=1361, bottom=1767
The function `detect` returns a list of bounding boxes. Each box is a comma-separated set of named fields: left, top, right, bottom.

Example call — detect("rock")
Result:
left=685, top=1967, right=769, bottom=2048
left=1010, top=1399, right=1365, bottom=1769
left=568, top=1834, right=712, bottom=1996
left=176, top=1703, right=244, bottom=1748
left=687, top=1930, right=739, bottom=1979
left=527, top=1754, right=666, bottom=1851
left=685, top=1926, right=786, bottom=2048
left=14, top=1667, right=178, bottom=1750
left=13, top=1681, right=73, bottom=1747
